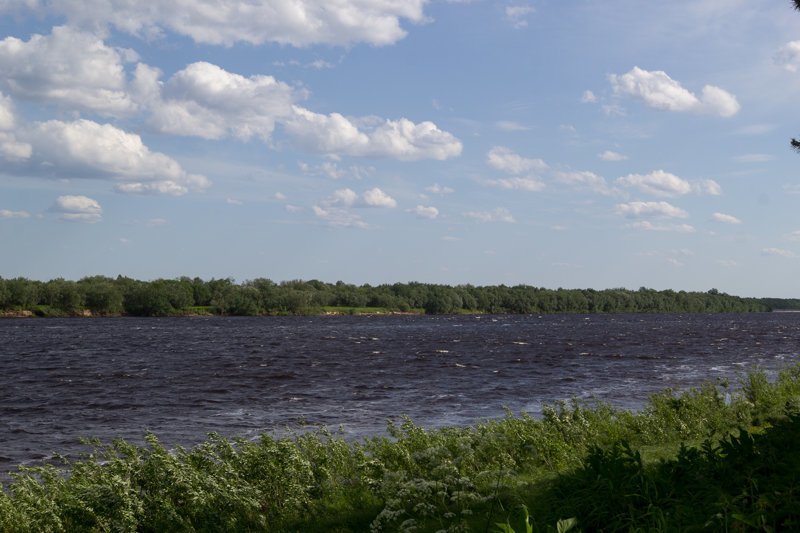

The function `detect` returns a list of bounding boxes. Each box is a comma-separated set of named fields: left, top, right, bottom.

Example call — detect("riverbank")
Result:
left=2, top=365, right=799, bottom=531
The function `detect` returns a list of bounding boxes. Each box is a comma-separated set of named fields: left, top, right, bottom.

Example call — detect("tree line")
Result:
left=0, top=276, right=789, bottom=316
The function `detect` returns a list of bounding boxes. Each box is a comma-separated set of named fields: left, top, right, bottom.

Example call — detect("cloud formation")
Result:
left=50, top=195, right=102, bottom=223
left=609, top=67, right=740, bottom=117
left=615, top=201, right=688, bottom=219
left=487, top=146, right=547, bottom=174
left=712, top=212, right=742, bottom=225
left=6, top=0, right=428, bottom=47
left=146, top=62, right=296, bottom=141
left=775, top=41, right=800, bottom=72
left=599, top=150, right=627, bottom=161
left=0, top=26, right=137, bottom=116
left=412, top=205, right=439, bottom=219
left=485, top=177, right=545, bottom=192
left=0, top=209, right=30, bottom=219
left=17, top=119, right=210, bottom=196
left=616, top=170, right=691, bottom=197
left=463, top=208, right=514, bottom=223
left=556, top=171, right=614, bottom=195
left=286, top=108, right=462, bottom=160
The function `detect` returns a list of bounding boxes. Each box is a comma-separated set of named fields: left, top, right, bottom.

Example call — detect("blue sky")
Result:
left=2, top=1, right=800, bottom=297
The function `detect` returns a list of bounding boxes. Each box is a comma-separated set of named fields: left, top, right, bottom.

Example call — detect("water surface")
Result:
left=1, top=313, right=798, bottom=477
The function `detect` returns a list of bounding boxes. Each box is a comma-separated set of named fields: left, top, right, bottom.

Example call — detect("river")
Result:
left=1, top=312, right=798, bottom=479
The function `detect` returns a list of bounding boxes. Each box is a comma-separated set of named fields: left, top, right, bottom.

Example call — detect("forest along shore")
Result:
left=2, top=275, right=796, bottom=317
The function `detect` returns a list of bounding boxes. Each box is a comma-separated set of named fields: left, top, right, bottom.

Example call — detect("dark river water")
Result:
left=1, top=313, right=799, bottom=479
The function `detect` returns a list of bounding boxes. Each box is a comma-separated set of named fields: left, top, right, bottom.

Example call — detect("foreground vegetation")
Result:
left=2, top=365, right=800, bottom=531
left=2, top=275, right=793, bottom=317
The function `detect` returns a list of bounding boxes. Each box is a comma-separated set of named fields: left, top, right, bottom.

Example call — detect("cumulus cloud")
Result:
left=285, top=107, right=462, bottom=160
left=13, top=0, right=428, bottom=47
left=20, top=119, right=209, bottom=196
left=412, top=205, right=439, bottom=219
left=362, top=187, right=397, bottom=208
left=712, top=212, right=742, bottom=225
left=487, top=146, right=547, bottom=174
left=599, top=150, right=627, bottom=161
left=615, top=201, right=688, bottom=219
left=0, top=26, right=137, bottom=116
left=147, top=62, right=296, bottom=140
left=775, top=41, right=800, bottom=72
left=616, top=170, right=692, bottom=197
left=463, top=208, right=514, bottom=223
left=312, top=186, right=396, bottom=227
left=50, top=195, right=102, bottom=223
left=609, top=66, right=740, bottom=117
left=0, top=209, right=30, bottom=219
left=556, top=171, right=614, bottom=195
left=0, top=93, right=32, bottom=160
left=485, top=177, right=545, bottom=192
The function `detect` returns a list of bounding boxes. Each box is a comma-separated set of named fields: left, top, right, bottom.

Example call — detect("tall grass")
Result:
left=2, top=365, right=800, bottom=531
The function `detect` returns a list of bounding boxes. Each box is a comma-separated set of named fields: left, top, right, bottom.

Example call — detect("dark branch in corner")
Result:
left=795, top=0, right=800, bottom=11
left=793, top=139, right=800, bottom=152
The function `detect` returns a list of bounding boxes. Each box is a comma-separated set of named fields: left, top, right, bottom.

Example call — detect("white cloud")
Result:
left=0, top=93, right=32, bottom=160
left=286, top=107, right=462, bottom=160
left=505, top=5, right=535, bottom=29
left=616, top=170, right=692, bottom=197
left=485, top=177, right=545, bottom=192
left=557, top=171, right=614, bottom=195
left=599, top=150, right=627, bottom=161
left=0, top=92, right=15, bottom=130
left=693, top=179, right=722, bottom=196
left=361, top=187, right=397, bottom=208
left=0, top=26, right=136, bottom=116
left=609, top=66, right=740, bottom=117
left=0, top=209, right=30, bottom=219
left=615, top=201, right=688, bottom=219
left=21, top=0, right=428, bottom=48
left=581, top=90, right=598, bottom=104
left=274, top=192, right=287, bottom=201
left=627, top=221, right=696, bottom=233
left=463, top=208, right=514, bottom=223
left=712, top=212, right=742, bottom=225
left=20, top=119, right=209, bottom=196
left=775, top=41, right=800, bottom=72
left=226, top=198, right=243, bottom=206
left=762, top=247, right=795, bottom=258
left=788, top=230, right=800, bottom=241
left=412, top=205, right=439, bottom=219
left=0, top=131, right=32, bottom=161
left=50, top=195, right=102, bottom=223
left=326, top=188, right=359, bottom=207
left=315, top=186, right=396, bottom=224
left=487, top=146, right=547, bottom=174
left=148, top=62, right=296, bottom=141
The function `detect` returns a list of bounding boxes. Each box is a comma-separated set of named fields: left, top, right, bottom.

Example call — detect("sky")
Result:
left=2, top=1, right=800, bottom=297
